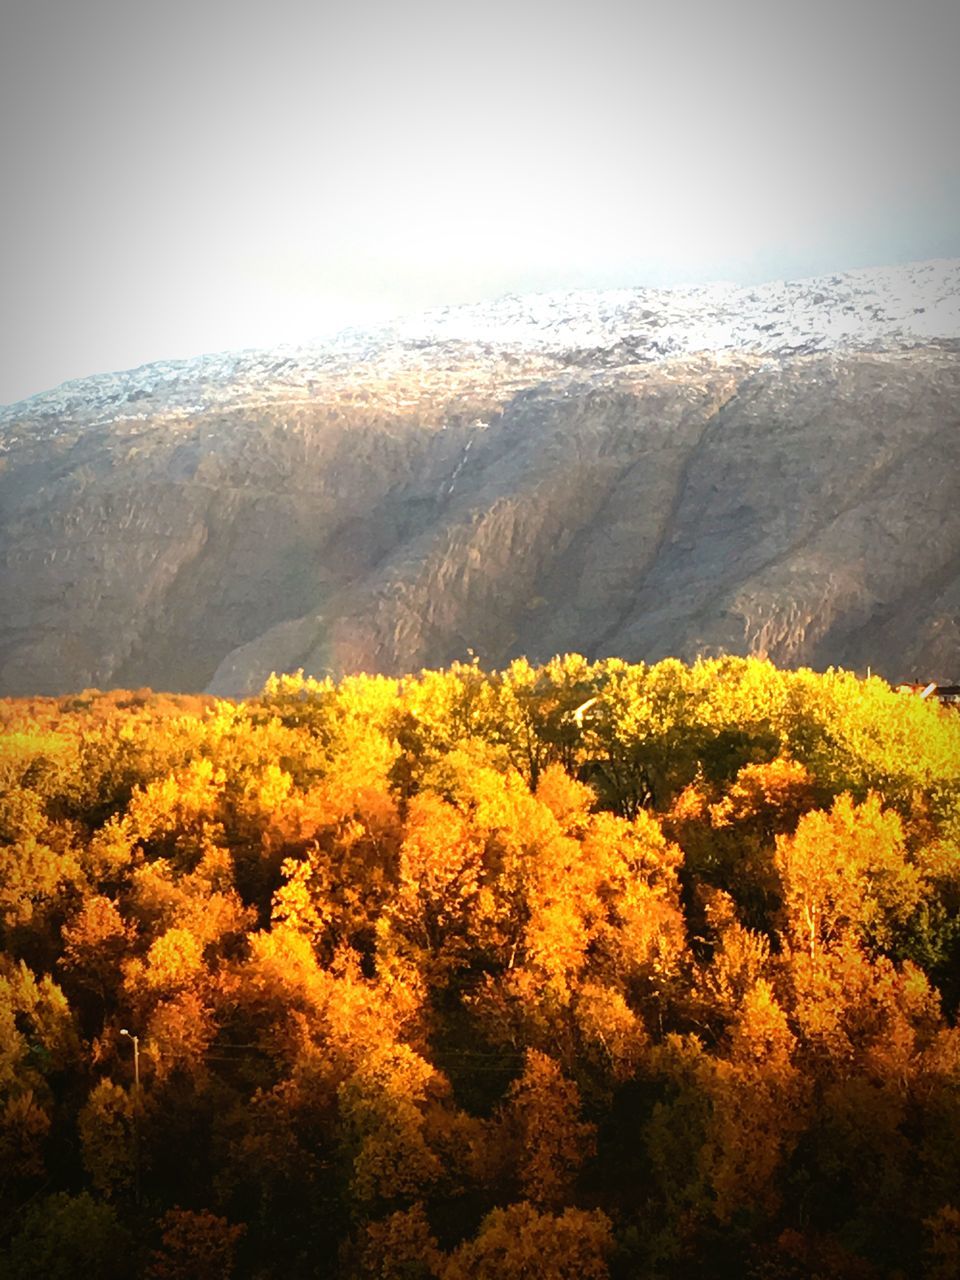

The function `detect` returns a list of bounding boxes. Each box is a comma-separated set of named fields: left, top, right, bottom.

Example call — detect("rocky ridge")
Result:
left=1, top=260, right=958, bottom=696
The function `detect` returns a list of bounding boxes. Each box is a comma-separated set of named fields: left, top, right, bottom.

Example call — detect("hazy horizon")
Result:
left=3, top=0, right=959, bottom=405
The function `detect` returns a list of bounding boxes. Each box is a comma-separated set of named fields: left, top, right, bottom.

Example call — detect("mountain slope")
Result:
left=2, top=261, right=958, bottom=696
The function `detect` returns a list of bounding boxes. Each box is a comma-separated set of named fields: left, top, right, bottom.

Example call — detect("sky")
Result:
left=1, top=0, right=958, bottom=404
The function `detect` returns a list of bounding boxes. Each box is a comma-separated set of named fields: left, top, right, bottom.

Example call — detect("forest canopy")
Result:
left=0, top=655, right=959, bottom=1278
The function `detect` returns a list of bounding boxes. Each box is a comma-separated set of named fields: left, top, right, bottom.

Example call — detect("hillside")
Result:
left=2, top=260, right=959, bottom=696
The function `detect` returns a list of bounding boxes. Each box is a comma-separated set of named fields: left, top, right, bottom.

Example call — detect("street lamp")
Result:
left=119, top=1029, right=140, bottom=1089
left=119, top=1029, right=141, bottom=1205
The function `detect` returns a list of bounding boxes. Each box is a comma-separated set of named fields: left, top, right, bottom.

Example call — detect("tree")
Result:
left=0, top=1089, right=49, bottom=1206
left=775, top=792, right=921, bottom=958
left=698, top=979, right=803, bottom=1224
left=442, top=1203, right=613, bottom=1280
left=77, top=1078, right=135, bottom=1198
left=1, top=1192, right=130, bottom=1280
left=60, top=895, right=134, bottom=1009
left=505, top=1050, right=595, bottom=1207
left=358, top=1203, right=443, bottom=1280
left=146, top=1208, right=245, bottom=1280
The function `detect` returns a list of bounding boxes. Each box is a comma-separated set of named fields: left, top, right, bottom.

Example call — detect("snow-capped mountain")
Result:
left=4, top=258, right=958, bottom=429
left=1, top=260, right=958, bottom=696
left=396, top=257, right=960, bottom=351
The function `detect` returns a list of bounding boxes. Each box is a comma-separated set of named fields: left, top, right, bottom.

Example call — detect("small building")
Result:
left=896, top=681, right=960, bottom=708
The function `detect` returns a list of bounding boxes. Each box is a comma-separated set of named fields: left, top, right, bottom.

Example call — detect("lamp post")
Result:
left=119, top=1029, right=141, bottom=1205
left=119, top=1028, right=139, bottom=1089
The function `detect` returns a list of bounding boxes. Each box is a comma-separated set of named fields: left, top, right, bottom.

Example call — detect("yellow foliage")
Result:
left=574, top=981, right=648, bottom=1080
left=133, top=927, right=205, bottom=997
left=776, top=792, right=922, bottom=956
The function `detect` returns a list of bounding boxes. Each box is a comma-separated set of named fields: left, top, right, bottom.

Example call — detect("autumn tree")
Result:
left=146, top=1207, right=245, bottom=1280
left=442, top=1203, right=613, bottom=1280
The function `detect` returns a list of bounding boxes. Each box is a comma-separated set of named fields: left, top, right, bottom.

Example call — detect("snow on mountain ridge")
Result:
left=396, top=258, right=960, bottom=351
left=3, top=259, right=958, bottom=429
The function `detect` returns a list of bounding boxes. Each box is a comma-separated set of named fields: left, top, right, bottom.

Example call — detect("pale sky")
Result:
left=2, top=0, right=958, bottom=404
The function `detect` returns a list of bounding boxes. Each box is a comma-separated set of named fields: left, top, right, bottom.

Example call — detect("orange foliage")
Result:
left=0, top=658, right=958, bottom=1277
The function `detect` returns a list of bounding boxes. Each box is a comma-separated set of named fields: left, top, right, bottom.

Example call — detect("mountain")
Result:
left=2, top=260, right=959, bottom=697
